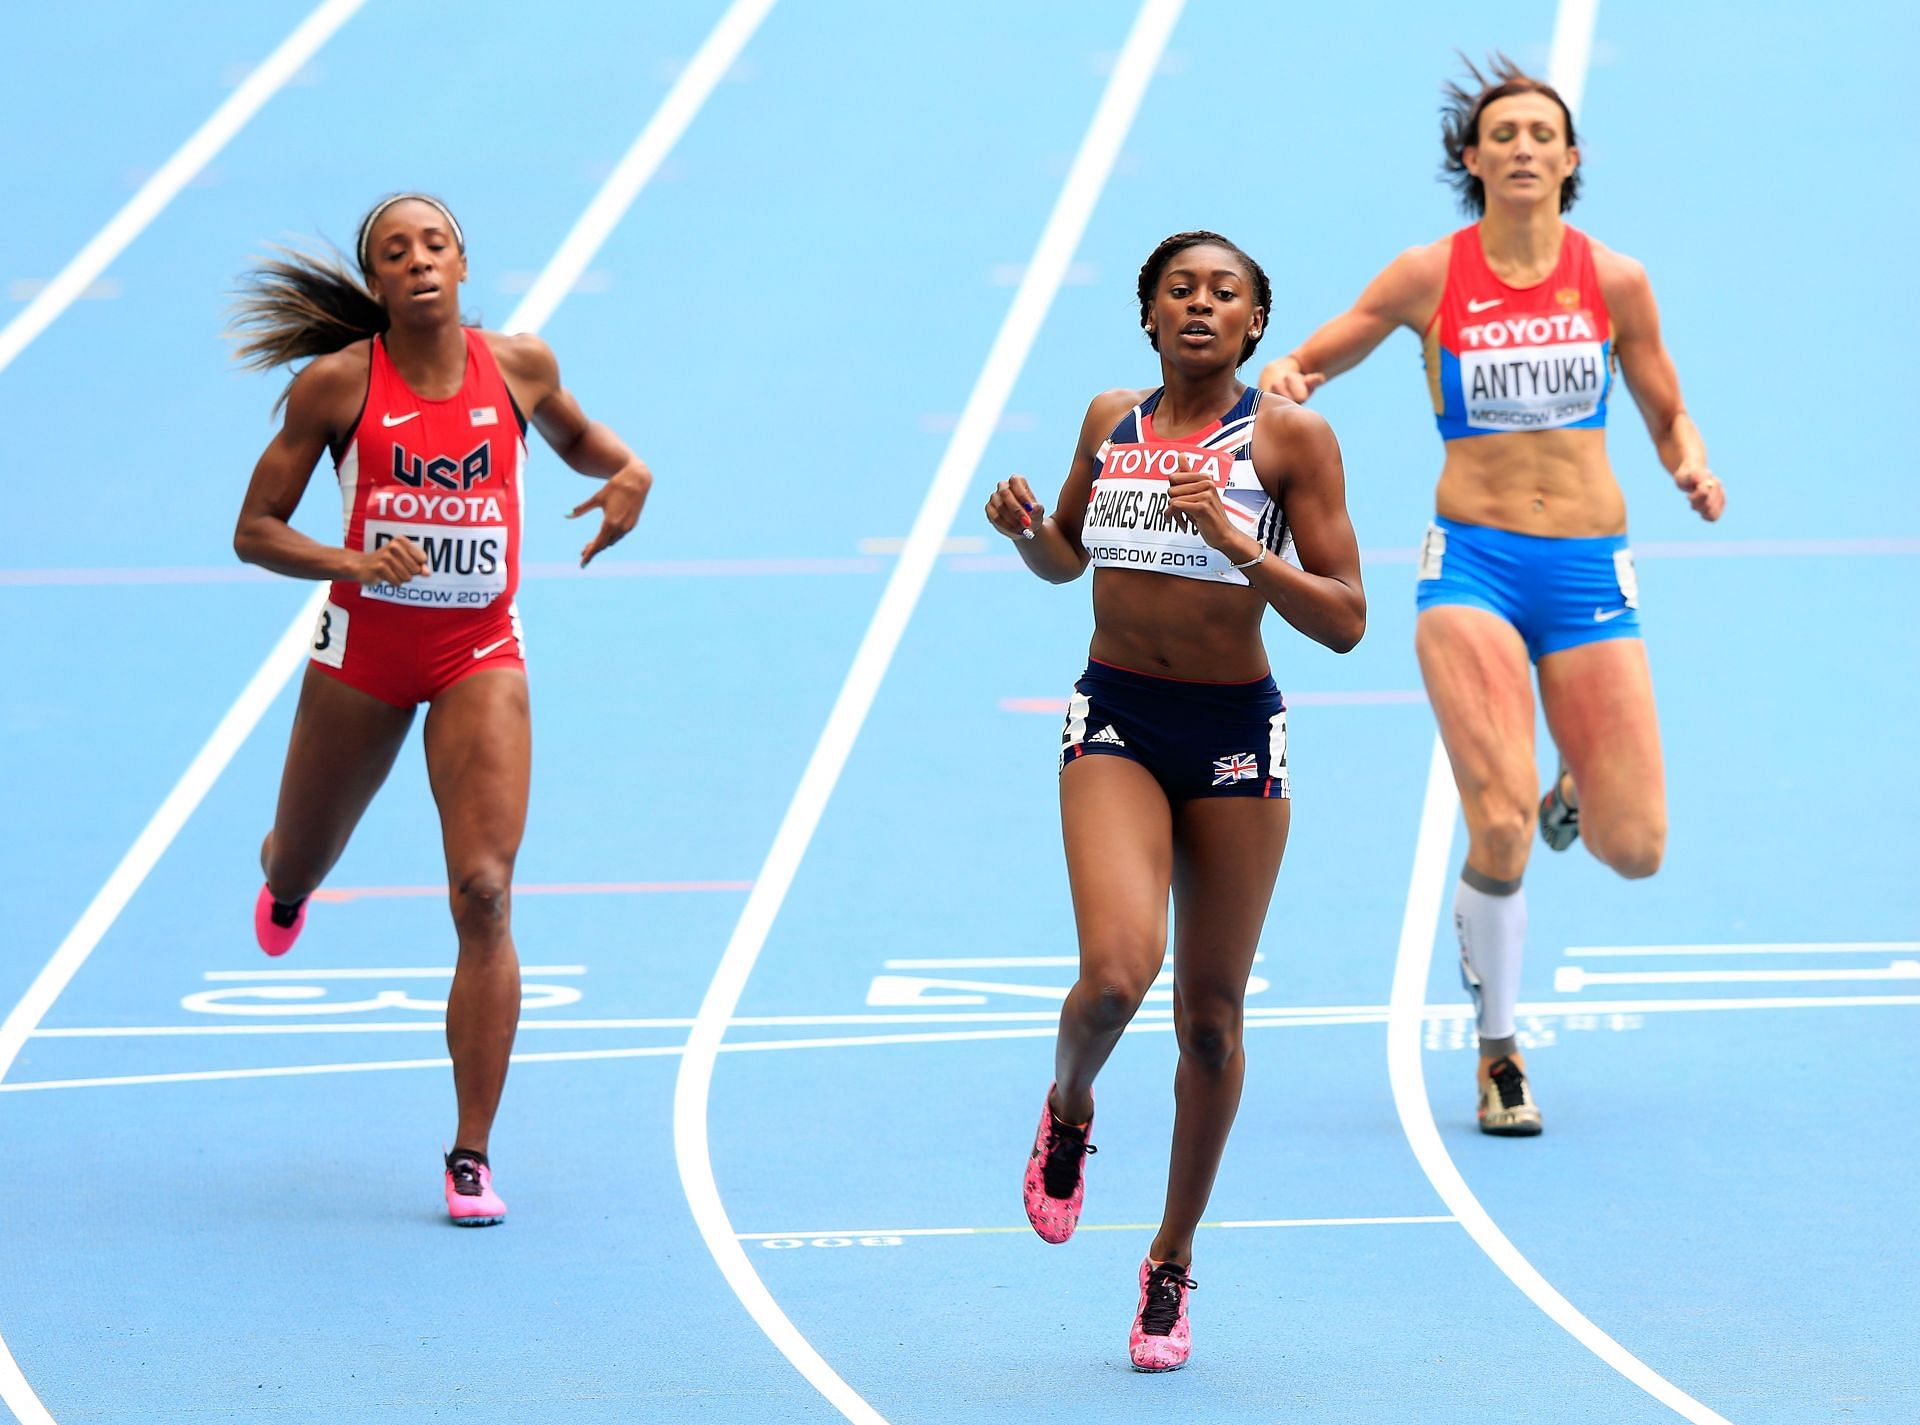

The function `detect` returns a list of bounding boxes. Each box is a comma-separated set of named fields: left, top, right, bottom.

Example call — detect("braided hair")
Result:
left=1135, top=231, right=1272, bottom=367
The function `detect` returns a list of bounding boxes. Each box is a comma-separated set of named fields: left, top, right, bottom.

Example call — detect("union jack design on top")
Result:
left=1212, top=752, right=1258, bottom=785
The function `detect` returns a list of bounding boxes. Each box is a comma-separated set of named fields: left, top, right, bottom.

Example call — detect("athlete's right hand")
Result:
left=986, top=477, right=1042, bottom=541
left=350, top=537, right=429, bottom=587
left=1256, top=356, right=1327, bottom=404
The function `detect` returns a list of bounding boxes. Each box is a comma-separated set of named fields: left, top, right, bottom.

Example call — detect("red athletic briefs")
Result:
left=308, top=329, right=529, bottom=707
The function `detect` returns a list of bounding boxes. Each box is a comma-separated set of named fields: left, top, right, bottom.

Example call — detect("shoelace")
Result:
left=1488, top=1057, right=1529, bottom=1110
left=1546, top=775, right=1580, bottom=827
left=1139, top=1263, right=1198, bottom=1337
left=446, top=1154, right=486, bottom=1197
left=1041, top=1120, right=1096, bottom=1199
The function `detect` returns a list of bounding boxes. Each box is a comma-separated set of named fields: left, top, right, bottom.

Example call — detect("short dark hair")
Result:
left=1440, top=53, right=1582, bottom=215
left=1136, top=231, right=1272, bottom=367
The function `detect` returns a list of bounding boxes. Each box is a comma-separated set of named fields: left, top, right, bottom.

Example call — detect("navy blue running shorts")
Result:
left=1058, top=658, right=1288, bottom=801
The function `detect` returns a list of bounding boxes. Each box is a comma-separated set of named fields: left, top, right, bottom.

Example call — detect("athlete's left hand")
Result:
left=1167, top=455, right=1236, bottom=550
left=571, top=464, right=653, bottom=566
left=1675, top=463, right=1726, bottom=522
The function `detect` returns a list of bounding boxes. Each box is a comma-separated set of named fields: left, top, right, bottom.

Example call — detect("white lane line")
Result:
left=884, top=955, right=1081, bottom=968
left=0, top=0, right=772, bottom=1090
left=201, top=965, right=585, bottom=981
left=500, top=0, right=775, bottom=335
left=1568, top=941, right=1920, bottom=957
left=1546, top=0, right=1602, bottom=119
left=0, top=1043, right=686, bottom=1094
left=36, top=990, right=1920, bottom=1039
left=0, top=605, right=321, bottom=1083
left=883, top=953, right=1266, bottom=969
left=0, top=0, right=370, bottom=379
left=669, top=8, right=1183, bottom=1421
left=1384, top=16, right=1731, bottom=1419
left=13, top=990, right=1919, bottom=1089
left=0, top=599, right=318, bottom=1425
left=738, top=1215, right=1455, bottom=1241
left=1388, top=745, right=1733, bottom=1425
left=1557, top=962, right=1919, bottom=991
left=0, top=7, right=778, bottom=1421
left=34, top=1019, right=697, bottom=1037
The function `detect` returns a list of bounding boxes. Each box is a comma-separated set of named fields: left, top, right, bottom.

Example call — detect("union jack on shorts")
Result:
left=1211, top=753, right=1258, bottom=786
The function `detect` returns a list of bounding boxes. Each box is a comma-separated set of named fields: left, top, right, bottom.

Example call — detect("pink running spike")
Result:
left=1022, top=1085, right=1094, bottom=1244
left=253, top=884, right=307, bottom=957
left=1129, top=1257, right=1197, bottom=1371
left=444, top=1152, right=507, bottom=1227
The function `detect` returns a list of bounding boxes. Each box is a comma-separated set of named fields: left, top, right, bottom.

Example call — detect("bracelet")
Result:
left=1230, top=545, right=1267, bottom=571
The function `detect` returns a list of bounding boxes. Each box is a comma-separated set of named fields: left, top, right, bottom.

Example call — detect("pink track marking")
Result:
left=312, top=880, right=751, bottom=903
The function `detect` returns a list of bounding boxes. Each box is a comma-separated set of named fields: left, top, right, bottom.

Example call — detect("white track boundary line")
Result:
left=31, top=990, right=1920, bottom=1040
left=1388, top=753, right=1735, bottom=1425
left=0, top=6, right=776, bottom=1421
left=10, top=985, right=1917, bottom=1094
left=670, top=4, right=1183, bottom=1421
left=1383, top=8, right=1732, bottom=1421
left=0, top=0, right=371, bottom=379
left=1569, top=941, right=1920, bottom=957
left=738, top=1215, right=1456, bottom=1240
left=1545, top=0, right=1601, bottom=120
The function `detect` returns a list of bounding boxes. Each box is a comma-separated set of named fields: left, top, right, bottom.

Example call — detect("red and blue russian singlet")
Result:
left=1424, top=223, right=1613, bottom=441
left=306, top=329, right=530, bottom=707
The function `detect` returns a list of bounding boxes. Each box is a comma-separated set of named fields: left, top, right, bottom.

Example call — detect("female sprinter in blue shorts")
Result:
left=986, top=231, right=1365, bottom=1371
left=230, top=193, right=654, bottom=1225
left=1259, top=57, right=1726, bottom=1135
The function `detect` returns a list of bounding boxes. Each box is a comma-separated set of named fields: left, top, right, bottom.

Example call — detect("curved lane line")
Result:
left=669, top=4, right=1186, bottom=1421
left=1388, top=746, right=1735, bottom=1424
left=1383, top=7, right=1733, bottom=1419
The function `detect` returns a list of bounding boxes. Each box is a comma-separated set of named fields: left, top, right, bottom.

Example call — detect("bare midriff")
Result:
left=1087, top=570, right=1269, bottom=682
left=1435, top=425, right=1625, bottom=538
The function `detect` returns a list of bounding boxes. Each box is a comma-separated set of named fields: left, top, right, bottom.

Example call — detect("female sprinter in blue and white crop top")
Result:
left=1259, top=57, right=1726, bottom=1138
left=984, top=230, right=1364, bottom=1373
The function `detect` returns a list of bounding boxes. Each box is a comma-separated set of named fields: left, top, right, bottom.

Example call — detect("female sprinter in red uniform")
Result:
left=1260, top=58, right=1725, bottom=1135
left=986, top=231, right=1365, bottom=1371
left=230, top=193, right=653, bottom=1225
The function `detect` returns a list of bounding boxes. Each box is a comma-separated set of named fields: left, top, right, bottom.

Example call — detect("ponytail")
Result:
left=229, top=245, right=387, bottom=391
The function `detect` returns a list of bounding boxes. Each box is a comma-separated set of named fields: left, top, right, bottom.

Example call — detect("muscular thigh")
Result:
left=423, top=669, right=531, bottom=873
left=1538, top=637, right=1665, bottom=831
left=1415, top=605, right=1537, bottom=810
left=1060, top=755, right=1173, bottom=982
left=273, top=666, right=416, bottom=855
left=1170, top=796, right=1290, bottom=1001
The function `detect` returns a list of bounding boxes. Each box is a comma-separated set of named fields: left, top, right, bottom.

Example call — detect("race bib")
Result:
left=1613, top=548, right=1640, bottom=609
left=1459, top=341, right=1607, bottom=432
left=309, top=599, right=349, bottom=668
left=1083, top=441, right=1260, bottom=584
left=361, top=520, right=508, bottom=607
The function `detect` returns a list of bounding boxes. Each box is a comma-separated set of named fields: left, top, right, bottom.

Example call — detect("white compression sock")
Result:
left=1453, top=865, right=1526, bottom=1055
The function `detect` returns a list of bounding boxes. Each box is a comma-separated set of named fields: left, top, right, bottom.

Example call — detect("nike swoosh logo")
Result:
left=1592, top=607, right=1628, bottom=623
left=382, top=412, right=421, bottom=427
left=472, top=636, right=514, bottom=659
left=1466, top=298, right=1503, bottom=313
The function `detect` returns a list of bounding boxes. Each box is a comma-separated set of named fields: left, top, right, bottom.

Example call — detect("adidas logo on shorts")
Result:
left=1089, top=725, right=1125, bottom=746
